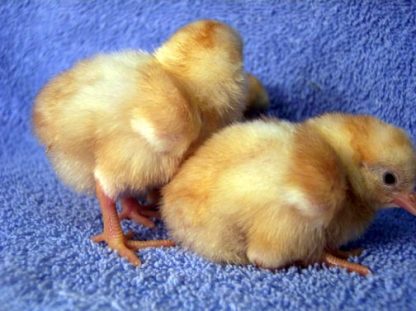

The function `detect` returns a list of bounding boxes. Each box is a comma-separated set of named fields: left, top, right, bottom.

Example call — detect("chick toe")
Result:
left=92, top=182, right=146, bottom=266
left=322, top=252, right=371, bottom=276
left=92, top=232, right=141, bottom=266
left=126, top=239, right=175, bottom=251
left=93, top=230, right=174, bottom=265
left=119, top=197, right=157, bottom=228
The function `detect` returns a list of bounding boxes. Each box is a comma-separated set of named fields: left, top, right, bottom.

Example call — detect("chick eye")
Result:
left=383, top=172, right=397, bottom=185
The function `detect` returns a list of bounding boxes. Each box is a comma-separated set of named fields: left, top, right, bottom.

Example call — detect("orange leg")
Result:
left=322, top=251, right=371, bottom=276
left=91, top=182, right=141, bottom=265
left=119, top=197, right=160, bottom=228
left=91, top=182, right=174, bottom=266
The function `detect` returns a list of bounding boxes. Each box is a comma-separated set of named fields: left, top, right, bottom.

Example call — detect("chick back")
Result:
left=33, top=51, right=196, bottom=195
left=155, top=20, right=246, bottom=130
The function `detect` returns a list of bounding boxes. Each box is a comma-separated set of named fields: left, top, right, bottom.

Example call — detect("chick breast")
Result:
left=161, top=120, right=346, bottom=268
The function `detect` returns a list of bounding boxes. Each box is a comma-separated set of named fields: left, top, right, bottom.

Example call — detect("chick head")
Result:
left=347, top=115, right=416, bottom=214
left=156, top=19, right=243, bottom=72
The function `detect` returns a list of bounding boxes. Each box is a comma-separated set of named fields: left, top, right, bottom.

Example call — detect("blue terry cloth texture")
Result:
left=1, top=1, right=416, bottom=310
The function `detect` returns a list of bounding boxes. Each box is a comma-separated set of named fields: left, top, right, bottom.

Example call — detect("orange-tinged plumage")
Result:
left=161, top=113, right=416, bottom=275
left=33, top=19, right=269, bottom=266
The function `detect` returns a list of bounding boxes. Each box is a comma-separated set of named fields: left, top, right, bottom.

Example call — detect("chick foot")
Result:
left=322, top=251, right=371, bottom=276
left=93, top=182, right=172, bottom=266
left=125, top=234, right=175, bottom=250
left=119, top=197, right=160, bottom=228
left=92, top=231, right=175, bottom=266
left=92, top=232, right=142, bottom=266
left=92, top=183, right=141, bottom=265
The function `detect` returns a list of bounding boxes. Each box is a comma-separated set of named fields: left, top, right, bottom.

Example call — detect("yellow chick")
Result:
left=161, top=113, right=416, bottom=275
left=32, top=19, right=268, bottom=266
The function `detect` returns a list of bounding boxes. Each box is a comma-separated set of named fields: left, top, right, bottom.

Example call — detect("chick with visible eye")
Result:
left=161, top=113, right=416, bottom=275
left=33, top=19, right=268, bottom=266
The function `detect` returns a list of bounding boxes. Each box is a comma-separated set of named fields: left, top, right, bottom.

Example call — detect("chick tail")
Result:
left=32, top=102, right=50, bottom=148
left=243, top=73, right=269, bottom=119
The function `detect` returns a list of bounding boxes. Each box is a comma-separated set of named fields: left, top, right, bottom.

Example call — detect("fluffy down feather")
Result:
left=161, top=113, right=416, bottom=275
left=33, top=19, right=269, bottom=265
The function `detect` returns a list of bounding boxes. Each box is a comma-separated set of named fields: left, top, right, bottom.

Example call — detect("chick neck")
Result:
left=154, top=49, right=246, bottom=118
left=309, top=120, right=377, bottom=247
left=309, top=119, right=376, bottom=205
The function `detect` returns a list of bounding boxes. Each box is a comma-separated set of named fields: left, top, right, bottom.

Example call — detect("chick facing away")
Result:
left=33, top=19, right=269, bottom=266
left=161, top=113, right=416, bottom=275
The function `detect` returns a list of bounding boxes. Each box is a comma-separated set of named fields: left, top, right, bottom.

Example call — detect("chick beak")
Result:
left=391, top=193, right=416, bottom=216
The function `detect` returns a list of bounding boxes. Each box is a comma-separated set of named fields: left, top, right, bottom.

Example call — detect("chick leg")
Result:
left=91, top=183, right=174, bottom=266
left=91, top=182, right=141, bottom=266
left=322, top=252, right=371, bottom=276
left=119, top=197, right=159, bottom=228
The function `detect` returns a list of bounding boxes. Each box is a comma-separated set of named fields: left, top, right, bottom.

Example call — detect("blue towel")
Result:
left=1, top=1, right=416, bottom=310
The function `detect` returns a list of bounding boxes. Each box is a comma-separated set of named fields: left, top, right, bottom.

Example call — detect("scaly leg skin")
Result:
left=91, top=183, right=141, bottom=265
left=119, top=197, right=160, bottom=228
left=91, top=182, right=174, bottom=266
left=322, top=251, right=371, bottom=276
